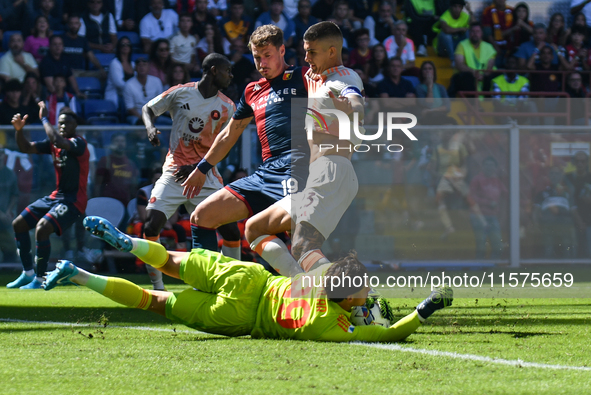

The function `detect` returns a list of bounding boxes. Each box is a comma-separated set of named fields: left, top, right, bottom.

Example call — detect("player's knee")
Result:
left=190, top=205, right=214, bottom=228
left=35, top=219, right=54, bottom=239
left=12, top=216, right=29, bottom=233
left=244, top=219, right=263, bottom=243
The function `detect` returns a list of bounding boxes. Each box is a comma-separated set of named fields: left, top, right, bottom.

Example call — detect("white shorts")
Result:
left=147, top=168, right=222, bottom=219
left=277, top=155, right=358, bottom=239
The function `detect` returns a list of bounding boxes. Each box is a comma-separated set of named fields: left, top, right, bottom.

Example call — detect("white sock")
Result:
left=222, top=242, right=241, bottom=260
left=251, top=235, right=303, bottom=277
left=416, top=309, right=427, bottom=323
left=143, top=237, right=164, bottom=290
left=298, top=249, right=330, bottom=272
left=35, top=276, right=44, bottom=282
left=24, top=269, right=35, bottom=277
left=146, top=265, right=164, bottom=290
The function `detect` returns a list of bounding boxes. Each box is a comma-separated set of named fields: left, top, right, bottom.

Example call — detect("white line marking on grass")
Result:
left=354, top=343, right=591, bottom=371
left=3, top=318, right=590, bottom=371
left=0, top=318, right=205, bottom=335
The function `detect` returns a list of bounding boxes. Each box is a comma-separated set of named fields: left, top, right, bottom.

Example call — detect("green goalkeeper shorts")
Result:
left=165, top=249, right=272, bottom=337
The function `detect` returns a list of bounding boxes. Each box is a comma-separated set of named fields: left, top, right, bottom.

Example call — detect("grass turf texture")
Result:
left=1, top=273, right=590, bottom=394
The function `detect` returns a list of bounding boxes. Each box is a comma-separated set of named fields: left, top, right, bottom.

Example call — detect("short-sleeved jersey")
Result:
left=234, top=66, right=309, bottom=162
left=305, top=66, right=365, bottom=146
left=148, top=82, right=236, bottom=180
left=34, top=136, right=90, bottom=213
left=251, top=264, right=418, bottom=342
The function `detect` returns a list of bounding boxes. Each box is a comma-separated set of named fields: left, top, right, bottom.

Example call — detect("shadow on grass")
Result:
left=0, top=305, right=170, bottom=326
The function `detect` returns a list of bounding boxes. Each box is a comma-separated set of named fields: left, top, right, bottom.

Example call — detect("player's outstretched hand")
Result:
left=38, top=101, right=48, bottom=120
left=174, top=164, right=197, bottom=183
left=11, top=113, right=28, bottom=131
left=181, top=167, right=206, bottom=198
left=146, top=126, right=161, bottom=147
left=328, top=90, right=353, bottom=115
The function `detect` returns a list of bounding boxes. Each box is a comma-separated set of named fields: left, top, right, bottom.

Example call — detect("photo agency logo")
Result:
left=305, top=108, right=418, bottom=153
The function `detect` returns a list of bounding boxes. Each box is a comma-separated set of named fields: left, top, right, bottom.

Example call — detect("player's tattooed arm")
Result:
left=203, top=116, right=253, bottom=165
left=291, top=222, right=326, bottom=261
left=173, top=163, right=197, bottom=183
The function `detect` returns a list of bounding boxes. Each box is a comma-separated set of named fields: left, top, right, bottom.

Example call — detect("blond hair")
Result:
left=248, top=24, right=284, bottom=51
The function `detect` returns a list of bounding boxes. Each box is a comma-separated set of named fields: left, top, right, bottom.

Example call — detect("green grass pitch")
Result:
left=1, top=273, right=590, bottom=394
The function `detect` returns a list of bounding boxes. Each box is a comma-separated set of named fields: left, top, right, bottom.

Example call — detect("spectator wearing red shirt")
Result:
left=565, top=25, right=591, bottom=71
left=482, top=0, right=514, bottom=68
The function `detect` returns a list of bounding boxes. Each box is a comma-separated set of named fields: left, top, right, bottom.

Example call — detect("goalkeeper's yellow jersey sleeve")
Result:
left=251, top=264, right=422, bottom=342
left=315, top=311, right=422, bottom=343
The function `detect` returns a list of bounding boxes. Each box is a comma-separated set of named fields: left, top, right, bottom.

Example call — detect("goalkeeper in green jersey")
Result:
left=43, top=216, right=453, bottom=342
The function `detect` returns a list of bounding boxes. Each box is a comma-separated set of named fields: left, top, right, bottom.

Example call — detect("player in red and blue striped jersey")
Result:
left=7, top=103, right=89, bottom=289
left=180, top=25, right=310, bottom=252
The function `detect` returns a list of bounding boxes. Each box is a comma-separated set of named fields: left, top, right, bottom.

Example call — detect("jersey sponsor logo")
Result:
left=253, top=83, right=262, bottom=91
left=149, top=196, right=157, bottom=204
left=211, top=110, right=220, bottom=120
left=188, top=117, right=205, bottom=134
left=180, top=103, right=191, bottom=110
left=283, top=70, right=294, bottom=80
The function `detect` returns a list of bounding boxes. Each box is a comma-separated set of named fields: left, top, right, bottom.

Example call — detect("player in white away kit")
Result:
left=246, top=22, right=366, bottom=277
left=141, top=53, right=241, bottom=290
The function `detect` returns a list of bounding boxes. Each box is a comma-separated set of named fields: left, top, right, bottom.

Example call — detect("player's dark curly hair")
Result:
left=325, top=251, right=368, bottom=302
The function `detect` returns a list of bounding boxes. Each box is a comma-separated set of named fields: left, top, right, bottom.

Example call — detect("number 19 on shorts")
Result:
left=281, top=178, right=298, bottom=196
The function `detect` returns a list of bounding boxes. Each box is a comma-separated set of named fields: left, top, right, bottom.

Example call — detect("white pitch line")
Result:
left=3, top=318, right=590, bottom=371
left=354, top=342, right=591, bottom=371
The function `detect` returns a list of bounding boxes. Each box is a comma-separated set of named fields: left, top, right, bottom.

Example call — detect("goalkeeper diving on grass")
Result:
left=43, top=216, right=453, bottom=342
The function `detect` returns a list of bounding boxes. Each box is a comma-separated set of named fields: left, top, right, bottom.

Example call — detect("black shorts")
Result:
left=225, top=151, right=308, bottom=216
left=21, top=196, right=83, bottom=236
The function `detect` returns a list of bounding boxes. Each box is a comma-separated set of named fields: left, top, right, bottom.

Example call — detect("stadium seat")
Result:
left=117, top=31, right=141, bottom=51
left=91, top=53, right=116, bottom=70
left=126, top=198, right=137, bottom=221
left=86, top=197, right=125, bottom=229
left=2, top=31, right=20, bottom=51
left=131, top=53, right=147, bottom=63
left=401, top=76, right=420, bottom=88
left=84, top=99, right=118, bottom=119
left=76, top=77, right=103, bottom=99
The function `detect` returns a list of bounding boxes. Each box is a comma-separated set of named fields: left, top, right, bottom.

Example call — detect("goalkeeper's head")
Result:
left=324, top=251, right=370, bottom=311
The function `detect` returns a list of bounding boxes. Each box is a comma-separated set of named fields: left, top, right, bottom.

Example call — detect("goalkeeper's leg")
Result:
left=43, top=260, right=171, bottom=316
left=84, top=216, right=185, bottom=279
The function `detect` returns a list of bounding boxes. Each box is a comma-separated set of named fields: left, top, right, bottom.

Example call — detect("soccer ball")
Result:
left=350, top=297, right=393, bottom=327
left=350, top=305, right=375, bottom=326
left=367, top=298, right=392, bottom=327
